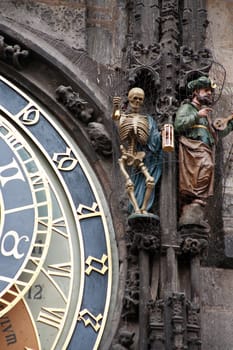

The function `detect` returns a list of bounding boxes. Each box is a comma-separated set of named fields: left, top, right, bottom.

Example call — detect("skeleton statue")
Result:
left=112, top=87, right=162, bottom=215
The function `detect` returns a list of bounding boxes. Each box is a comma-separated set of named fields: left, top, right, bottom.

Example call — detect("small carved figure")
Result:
left=175, top=76, right=233, bottom=225
left=112, top=87, right=162, bottom=215
left=112, top=329, right=135, bottom=350
left=0, top=35, right=29, bottom=69
left=55, top=85, right=93, bottom=123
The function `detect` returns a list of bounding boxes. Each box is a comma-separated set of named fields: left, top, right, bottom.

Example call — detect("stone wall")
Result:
left=202, top=1, right=233, bottom=348
left=207, top=0, right=233, bottom=258
left=201, top=267, right=233, bottom=350
left=0, top=0, right=126, bottom=65
left=207, top=0, right=233, bottom=84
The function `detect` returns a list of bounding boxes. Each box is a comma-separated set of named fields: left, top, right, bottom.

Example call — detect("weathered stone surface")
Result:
left=207, top=0, right=233, bottom=84
left=224, top=235, right=233, bottom=257
left=201, top=267, right=233, bottom=349
left=86, top=0, right=127, bottom=64
left=0, top=0, right=87, bottom=50
left=207, top=1, right=233, bottom=266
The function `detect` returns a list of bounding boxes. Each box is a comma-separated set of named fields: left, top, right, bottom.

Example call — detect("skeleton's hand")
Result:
left=113, top=96, right=121, bottom=108
left=112, top=96, right=121, bottom=120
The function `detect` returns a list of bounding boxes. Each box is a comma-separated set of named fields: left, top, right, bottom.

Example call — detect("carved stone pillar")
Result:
left=148, top=299, right=165, bottom=349
left=179, top=226, right=209, bottom=350
left=158, top=3, right=180, bottom=348
left=186, top=300, right=202, bottom=350
left=129, top=216, right=161, bottom=350
left=168, top=292, right=186, bottom=350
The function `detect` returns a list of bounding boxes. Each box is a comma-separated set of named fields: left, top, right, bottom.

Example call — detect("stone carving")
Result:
left=148, top=299, right=165, bottom=346
left=179, top=46, right=213, bottom=91
left=126, top=211, right=160, bottom=254
left=56, top=85, right=112, bottom=157
left=87, top=122, right=112, bottom=156
left=55, top=85, right=94, bottom=124
left=187, top=301, right=200, bottom=326
left=157, top=0, right=180, bottom=122
left=168, top=292, right=186, bottom=350
left=180, top=46, right=212, bottom=71
left=122, top=254, right=139, bottom=320
left=156, top=95, right=179, bottom=125
left=131, top=230, right=160, bottom=254
left=127, top=41, right=161, bottom=109
left=169, top=293, right=185, bottom=317
left=186, top=301, right=201, bottom=348
left=130, top=41, right=161, bottom=66
left=111, top=329, right=135, bottom=350
left=181, top=237, right=208, bottom=256
left=0, top=35, right=29, bottom=69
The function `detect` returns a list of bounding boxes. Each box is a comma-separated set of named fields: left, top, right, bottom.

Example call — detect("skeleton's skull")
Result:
left=128, top=87, right=144, bottom=112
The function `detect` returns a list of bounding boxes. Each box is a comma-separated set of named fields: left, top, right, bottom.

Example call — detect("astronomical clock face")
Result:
left=0, top=75, right=117, bottom=350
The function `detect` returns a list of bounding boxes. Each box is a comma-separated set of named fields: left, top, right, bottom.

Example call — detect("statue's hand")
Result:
left=198, top=107, right=212, bottom=118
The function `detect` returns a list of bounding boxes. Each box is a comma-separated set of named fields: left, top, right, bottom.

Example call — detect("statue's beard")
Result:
left=196, top=93, right=213, bottom=106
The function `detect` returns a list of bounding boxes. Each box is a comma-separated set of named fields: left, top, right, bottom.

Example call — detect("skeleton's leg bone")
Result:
left=138, top=162, right=155, bottom=213
left=118, top=157, right=140, bottom=213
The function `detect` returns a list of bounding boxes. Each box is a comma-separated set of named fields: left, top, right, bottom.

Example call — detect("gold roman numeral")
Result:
left=77, top=202, right=101, bottom=219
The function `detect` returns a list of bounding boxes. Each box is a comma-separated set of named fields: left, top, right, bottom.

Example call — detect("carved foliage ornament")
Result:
left=128, top=220, right=160, bottom=254
left=129, top=41, right=161, bottom=68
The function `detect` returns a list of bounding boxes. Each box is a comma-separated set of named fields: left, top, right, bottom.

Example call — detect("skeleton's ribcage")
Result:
left=119, top=115, right=149, bottom=145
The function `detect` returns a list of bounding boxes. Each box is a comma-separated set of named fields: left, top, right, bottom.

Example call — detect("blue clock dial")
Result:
left=0, top=75, right=118, bottom=350
left=0, top=116, right=52, bottom=317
